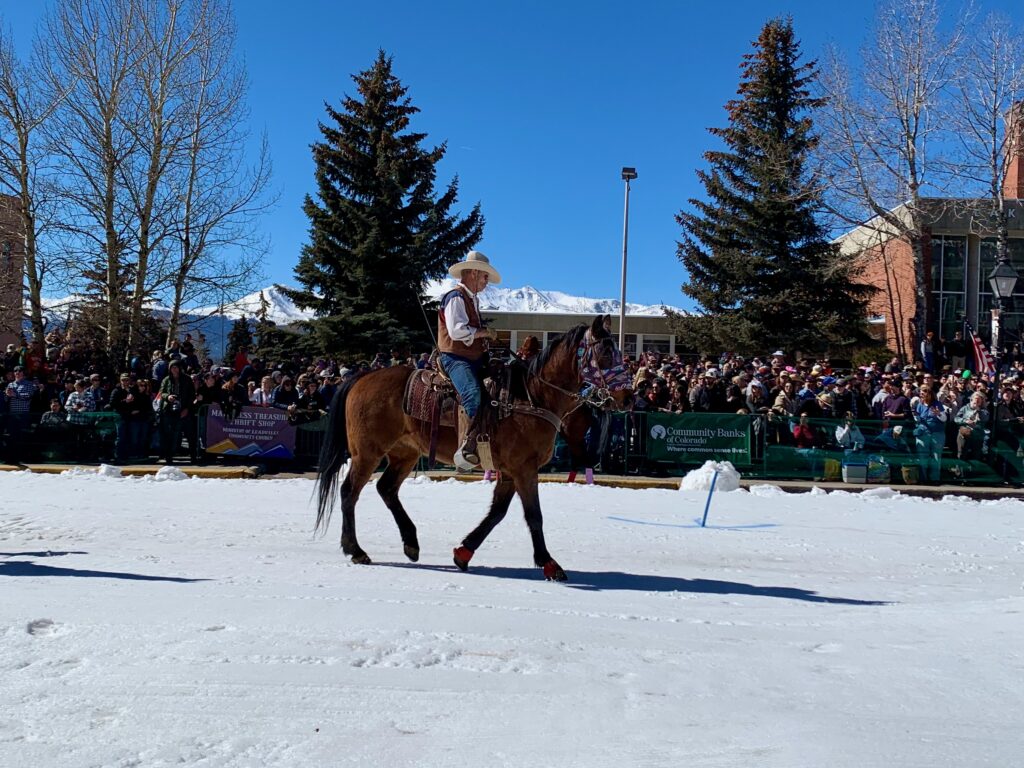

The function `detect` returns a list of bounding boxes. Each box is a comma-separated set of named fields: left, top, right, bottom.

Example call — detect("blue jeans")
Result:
left=916, top=432, right=944, bottom=482
left=440, top=353, right=482, bottom=418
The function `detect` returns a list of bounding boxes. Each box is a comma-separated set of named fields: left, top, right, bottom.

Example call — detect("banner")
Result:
left=204, top=404, right=297, bottom=459
left=644, top=412, right=752, bottom=464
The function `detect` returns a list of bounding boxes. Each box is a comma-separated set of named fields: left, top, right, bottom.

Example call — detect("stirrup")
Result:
left=453, top=445, right=479, bottom=472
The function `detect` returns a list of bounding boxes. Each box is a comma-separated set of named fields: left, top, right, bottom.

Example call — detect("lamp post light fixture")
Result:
left=618, top=167, right=637, bottom=356
left=987, top=257, right=1019, bottom=364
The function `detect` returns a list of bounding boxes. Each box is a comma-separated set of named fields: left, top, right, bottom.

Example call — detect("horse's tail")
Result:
left=315, top=370, right=370, bottom=535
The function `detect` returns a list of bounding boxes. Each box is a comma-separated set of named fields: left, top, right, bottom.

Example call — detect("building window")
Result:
left=930, top=235, right=966, bottom=341
left=641, top=335, right=672, bottom=354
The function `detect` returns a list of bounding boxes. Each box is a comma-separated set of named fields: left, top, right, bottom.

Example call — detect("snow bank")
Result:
left=748, top=483, right=786, bottom=497
left=59, top=466, right=96, bottom=477
left=861, top=486, right=900, bottom=500
left=97, top=464, right=123, bottom=479
left=154, top=466, right=189, bottom=482
left=679, top=461, right=741, bottom=492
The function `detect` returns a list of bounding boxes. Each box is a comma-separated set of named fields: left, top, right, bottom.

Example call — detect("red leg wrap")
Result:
left=453, top=546, right=474, bottom=571
left=543, top=560, right=560, bottom=580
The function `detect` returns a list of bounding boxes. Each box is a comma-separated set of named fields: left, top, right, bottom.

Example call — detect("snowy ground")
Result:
left=1, top=470, right=1022, bottom=767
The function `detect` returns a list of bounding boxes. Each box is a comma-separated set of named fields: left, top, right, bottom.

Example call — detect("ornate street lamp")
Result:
left=987, top=257, right=1019, bottom=364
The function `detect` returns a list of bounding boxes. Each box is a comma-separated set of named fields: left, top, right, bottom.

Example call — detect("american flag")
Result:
left=966, top=323, right=995, bottom=376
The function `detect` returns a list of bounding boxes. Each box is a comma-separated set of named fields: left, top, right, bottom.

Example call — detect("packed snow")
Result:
left=1, top=471, right=1022, bottom=767
left=679, top=460, right=742, bottom=492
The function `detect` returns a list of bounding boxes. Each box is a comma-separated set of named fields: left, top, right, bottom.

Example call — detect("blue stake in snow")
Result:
left=701, top=470, right=719, bottom=528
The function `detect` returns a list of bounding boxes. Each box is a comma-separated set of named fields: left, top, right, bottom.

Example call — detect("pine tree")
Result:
left=283, top=51, right=484, bottom=357
left=224, top=315, right=253, bottom=366
left=673, top=18, right=872, bottom=356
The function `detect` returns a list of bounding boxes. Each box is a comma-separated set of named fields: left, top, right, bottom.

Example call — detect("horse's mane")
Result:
left=528, top=324, right=588, bottom=379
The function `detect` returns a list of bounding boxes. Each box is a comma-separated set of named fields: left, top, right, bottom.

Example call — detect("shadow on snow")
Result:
left=377, top=562, right=889, bottom=605
left=0, top=555, right=208, bottom=583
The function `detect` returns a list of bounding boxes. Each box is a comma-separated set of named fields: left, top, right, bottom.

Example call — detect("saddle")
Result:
left=402, top=356, right=563, bottom=470
left=403, top=368, right=460, bottom=429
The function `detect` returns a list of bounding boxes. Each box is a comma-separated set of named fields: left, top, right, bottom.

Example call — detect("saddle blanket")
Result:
left=403, top=369, right=458, bottom=427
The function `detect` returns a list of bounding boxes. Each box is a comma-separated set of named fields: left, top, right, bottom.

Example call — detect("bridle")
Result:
left=534, top=330, right=632, bottom=416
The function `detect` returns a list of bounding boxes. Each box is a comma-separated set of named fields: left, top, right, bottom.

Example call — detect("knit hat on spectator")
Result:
left=962, top=370, right=972, bottom=379
left=821, top=376, right=836, bottom=387
left=13, top=365, right=23, bottom=372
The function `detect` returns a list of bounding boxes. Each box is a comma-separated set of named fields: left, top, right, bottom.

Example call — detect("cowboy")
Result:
left=438, top=250, right=500, bottom=470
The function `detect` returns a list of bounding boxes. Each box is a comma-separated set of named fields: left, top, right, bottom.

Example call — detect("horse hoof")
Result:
left=453, top=546, right=474, bottom=572
left=351, top=553, right=372, bottom=565
left=543, top=560, right=567, bottom=582
left=404, top=544, right=420, bottom=562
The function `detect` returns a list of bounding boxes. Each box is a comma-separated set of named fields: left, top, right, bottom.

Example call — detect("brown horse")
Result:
left=315, top=315, right=629, bottom=581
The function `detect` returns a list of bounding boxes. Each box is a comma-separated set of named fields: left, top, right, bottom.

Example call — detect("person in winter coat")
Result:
left=220, top=370, right=248, bottom=418
left=913, top=387, right=948, bottom=482
left=270, top=377, right=300, bottom=410
left=158, top=358, right=196, bottom=464
left=954, top=391, right=989, bottom=461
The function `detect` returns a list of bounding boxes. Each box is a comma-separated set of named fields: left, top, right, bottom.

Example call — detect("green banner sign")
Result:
left=644, top=413, right=752, bottom=464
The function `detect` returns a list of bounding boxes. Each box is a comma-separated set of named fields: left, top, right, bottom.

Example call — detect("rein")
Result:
left=529, top=331, right=632, bottom=427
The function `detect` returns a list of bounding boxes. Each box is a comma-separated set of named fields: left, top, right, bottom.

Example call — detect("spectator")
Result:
left=921, top=331, right=935, bottom=373
left=110, top=373, right=147, bottom=463
left=39, top=398, right=67, bottom=428
left=954, top=391, right=989, bottom=461
left=518, top=336, right=541, bottom=363
left=5, top=366, right=37, bottom=461
left=158, top=358, right=195, bottom=464
left=234, top=346, right=249, bottom=376
left=835, top=411, right=865, bottom=451
left=220, top=370, right=248, bottom=417
left=913, top=387, right=947, bottom=482
left=270, top=376, right=299, bottom=410
left=251, top=375, right=275, bottom=407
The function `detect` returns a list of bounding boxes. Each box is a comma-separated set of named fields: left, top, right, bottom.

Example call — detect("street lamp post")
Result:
left=987, top=256, right=1019, bottom=445
left=618, top=167, right=637, bottom=356
left=988, top=257, right=1019, bottom=369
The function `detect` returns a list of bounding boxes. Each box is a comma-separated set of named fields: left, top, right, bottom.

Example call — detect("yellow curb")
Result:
left=0, top=464, right=24, bottom=472
left=18, top=464, right=261, bottom=479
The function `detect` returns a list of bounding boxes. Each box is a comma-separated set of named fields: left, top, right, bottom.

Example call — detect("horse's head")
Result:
left=579, top=315, right=633, bottom=409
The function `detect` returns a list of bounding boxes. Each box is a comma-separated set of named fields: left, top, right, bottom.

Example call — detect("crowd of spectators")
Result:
left=5, top=326, right=1024, bottom=482
left=618, top=344, right=1024, bottom=483
left=0, top=330, right=413, bottom=465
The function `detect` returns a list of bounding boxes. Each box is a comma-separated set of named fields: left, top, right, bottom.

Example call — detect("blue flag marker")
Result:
left=700, top=470, right=719, bottom=528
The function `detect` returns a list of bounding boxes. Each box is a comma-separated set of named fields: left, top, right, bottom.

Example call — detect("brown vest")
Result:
left=438, top=285, right=487, bottom=360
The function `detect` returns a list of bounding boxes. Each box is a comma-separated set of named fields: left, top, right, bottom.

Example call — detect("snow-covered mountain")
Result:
left=192, top=282, right=681, bottom=324
left=423, top=279, right=679, bottom=316
left=28, top=284, right=681, bottom=360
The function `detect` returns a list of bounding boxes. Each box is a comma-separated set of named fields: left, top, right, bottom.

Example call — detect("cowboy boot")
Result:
left=454, top=409, right=480, bottom=472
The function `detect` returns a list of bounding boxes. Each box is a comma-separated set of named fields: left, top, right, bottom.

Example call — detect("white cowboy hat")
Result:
left=448, top=250, right=501, bottom=284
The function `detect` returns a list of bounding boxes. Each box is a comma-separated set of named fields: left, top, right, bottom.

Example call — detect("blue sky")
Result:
left=4, top=1, right=1022, bottom=308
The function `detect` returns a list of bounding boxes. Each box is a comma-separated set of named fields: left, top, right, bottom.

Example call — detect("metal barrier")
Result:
left=5, top=405, right=1022, bottom=485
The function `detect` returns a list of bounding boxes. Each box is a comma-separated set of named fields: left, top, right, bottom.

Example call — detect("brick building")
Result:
left=0, top=194, right=25, bottom=349
left=837, top=136, right=1024, bottom=361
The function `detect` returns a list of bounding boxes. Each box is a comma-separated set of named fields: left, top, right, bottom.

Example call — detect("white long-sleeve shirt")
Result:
left=442, top=286, right=481, bottom=347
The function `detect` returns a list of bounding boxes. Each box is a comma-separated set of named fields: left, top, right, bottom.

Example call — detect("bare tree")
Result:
left=121, top=0, right=209, bottom=361
left=949, top=12, right=1024, bottom=266
left=818, top=0, right=965, bottom=358
left=161, top=0, right=273, bottom=346
left=0, top=25, right=64, bottom=348
left=40, top=0, right=144, bottom=361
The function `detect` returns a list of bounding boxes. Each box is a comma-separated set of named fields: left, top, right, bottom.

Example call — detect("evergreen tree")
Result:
left=283, top=51, right=484, bottom=357
left=673, top=18, right=872, bottom=356
left=224, top=315, right=253, bottom=366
